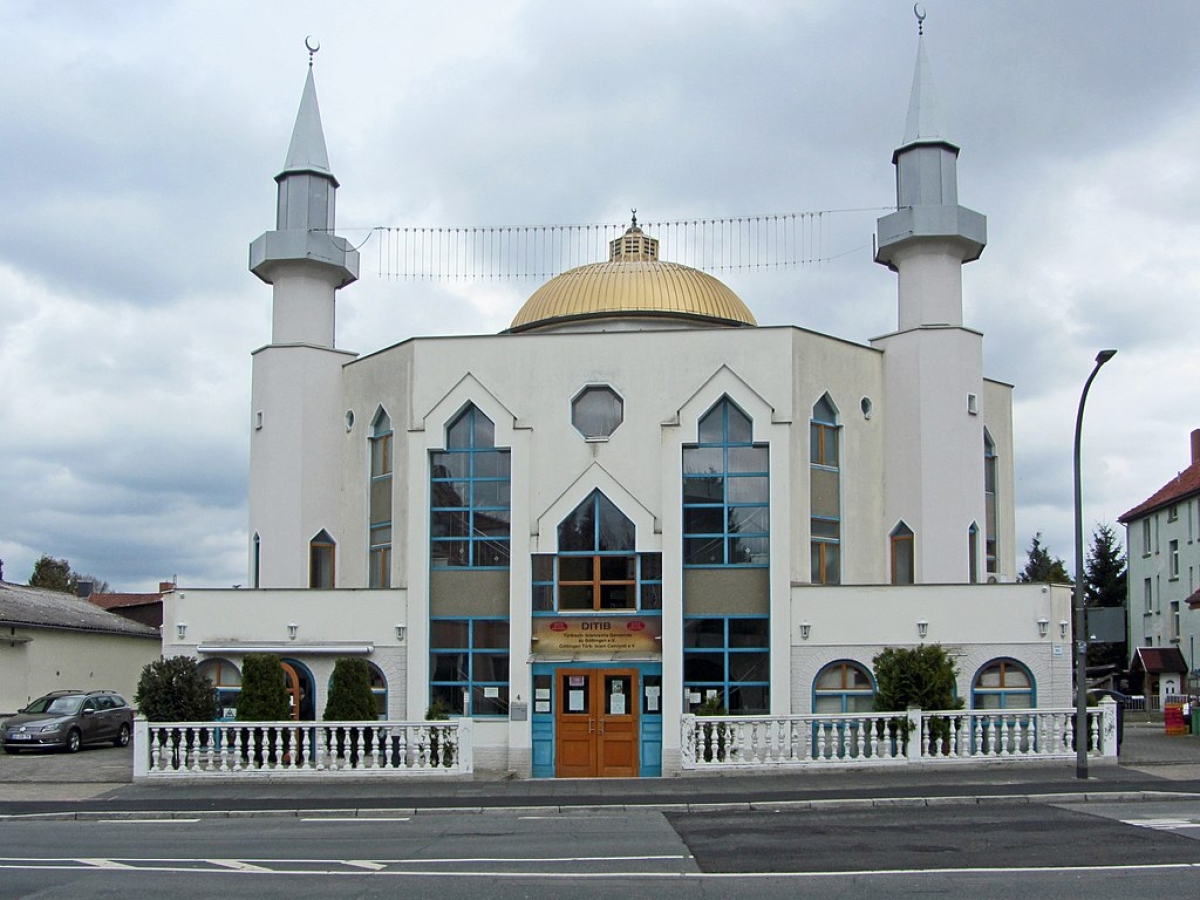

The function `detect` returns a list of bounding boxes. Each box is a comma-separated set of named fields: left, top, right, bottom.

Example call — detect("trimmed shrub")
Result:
left=134, top=656, right=217, bottom=722
left=236, top=654, right=289, bottom=721
left=323, top=659, right=377, bottom=721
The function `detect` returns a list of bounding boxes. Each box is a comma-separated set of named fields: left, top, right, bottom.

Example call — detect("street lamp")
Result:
left=1074, top=348, right=1116, bottom=779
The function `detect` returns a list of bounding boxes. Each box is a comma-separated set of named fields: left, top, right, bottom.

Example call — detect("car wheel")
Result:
left=2, top=746, right=17, bottom=755
left=65, top=728, right=82, bottom=753
left=114, top=723, right=131, bottom=748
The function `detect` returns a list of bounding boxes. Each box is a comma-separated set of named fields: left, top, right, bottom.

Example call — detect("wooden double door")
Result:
left=555, top=668, right=639, bottom=778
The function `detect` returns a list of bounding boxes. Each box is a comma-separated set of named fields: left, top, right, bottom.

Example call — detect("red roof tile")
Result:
left=1131, top=647, right=1189, bottom=674
left=88, top=593, right=164, bottom=611
left=1118, top=461, right=1200, bottom=523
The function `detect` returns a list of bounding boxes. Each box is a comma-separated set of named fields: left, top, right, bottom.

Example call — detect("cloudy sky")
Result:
left=2, top=0, right=1198, bottom=591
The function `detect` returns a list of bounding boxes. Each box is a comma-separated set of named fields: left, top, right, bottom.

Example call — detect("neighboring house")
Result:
left=0, top=581, right=160, bottom=716
left=164, top=29, right=1074, bottom=779
left=1119, top=428, right=1200, bottom=689
left=88, top=582, right=172, bottom=630
left=1128, top=647, right=1190, bottom=706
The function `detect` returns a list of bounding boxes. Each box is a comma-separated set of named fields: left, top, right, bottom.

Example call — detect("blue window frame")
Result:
left=532, top=491, right=661, bottom=613
left=813, top=660, right=875, bottom=714
left=683, top=615, right=769, bottom=713
left=429, top=617, right=510, bottom=717
left=430, top=405, right=511, bottom=568
left=971, top=658, right=1034, bottom=710
left=683, top=397, right=769, bottom=567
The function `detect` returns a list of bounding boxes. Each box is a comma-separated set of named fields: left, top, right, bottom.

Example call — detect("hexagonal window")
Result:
left=572, top=385, right=623, bottom=440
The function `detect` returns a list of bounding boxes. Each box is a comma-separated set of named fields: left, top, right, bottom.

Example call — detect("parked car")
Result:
left=2, top=690, right=134, bottom=754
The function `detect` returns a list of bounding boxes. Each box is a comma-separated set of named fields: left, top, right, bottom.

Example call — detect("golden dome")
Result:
left=506, top=223, right=756, bottom=333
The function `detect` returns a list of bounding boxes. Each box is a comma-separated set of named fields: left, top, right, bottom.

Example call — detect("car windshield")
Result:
left=24, top=695, right=84, bottom=715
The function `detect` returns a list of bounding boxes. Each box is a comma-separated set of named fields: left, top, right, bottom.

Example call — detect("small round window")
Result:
left=572, top=385, right=623, bottom=439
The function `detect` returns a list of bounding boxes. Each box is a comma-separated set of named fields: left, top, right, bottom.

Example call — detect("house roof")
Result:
left=0, top=581, right=158, bottom=638
left=88, top=592, right=164, bottom=612
left=1118, top=460, right=1200, bottom=523
left=1186, top=587, right=1200, bottom=610
left=1131, top=646, right=1189, bottom=675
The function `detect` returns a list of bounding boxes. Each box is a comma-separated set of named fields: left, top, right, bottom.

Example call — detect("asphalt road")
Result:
left=2, top=799, right=1200, bottom=899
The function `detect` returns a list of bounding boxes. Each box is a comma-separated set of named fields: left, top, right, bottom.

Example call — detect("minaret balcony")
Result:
left=875, top=204, right=987, bottom=271
left=250, top=229, right=360, bottom=287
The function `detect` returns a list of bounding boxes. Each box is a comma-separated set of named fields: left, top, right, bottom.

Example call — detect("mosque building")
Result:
left=163, top=30, right=1072, bottom=777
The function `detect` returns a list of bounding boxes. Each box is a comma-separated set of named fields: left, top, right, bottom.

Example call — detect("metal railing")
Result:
left=133, top=718, right=473, bottom=779
left=680, top=703, right=1119, bottom=770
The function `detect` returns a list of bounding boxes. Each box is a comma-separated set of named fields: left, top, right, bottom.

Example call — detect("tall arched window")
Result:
left=310, top=530, right=335, bottom=588
left=984, top=431, right=998, bottom=577
left=683, top=397, right=769, bottom=566
left=430, top=404, right=511, bottom=568
left=972, top=659, right=1034, bottom=709
left=813, top=660, right=874, bottom=713
left=557, top=491, right=636, bottom=610
left=810, top=394, right=840, bottom=584
left=890, top=522, right=914, bottom=585
left=369, top=408, right=393, bottom=588
left=968, top=522, right=979, bottom=584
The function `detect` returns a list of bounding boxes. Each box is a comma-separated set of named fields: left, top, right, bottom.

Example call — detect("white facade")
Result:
left=168, top=35, right=1072, bottom=778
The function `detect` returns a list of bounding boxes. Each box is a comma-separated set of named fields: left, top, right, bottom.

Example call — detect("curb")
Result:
left=3, top=789, right=1198, bottom=822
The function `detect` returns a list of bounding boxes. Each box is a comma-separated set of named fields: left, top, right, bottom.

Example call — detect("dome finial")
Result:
left=305, top=35, right=321, bottom=68
left=630, top=208, right=638, bottom=229
left=914, top=4, right=926, bottom=37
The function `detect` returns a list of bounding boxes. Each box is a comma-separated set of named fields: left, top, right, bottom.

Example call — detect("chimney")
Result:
left=76, top=581, right=93, bottom=599
left=1192, top=429, right=1200, bottom=466
left=159, top=580, right=176, bottom=593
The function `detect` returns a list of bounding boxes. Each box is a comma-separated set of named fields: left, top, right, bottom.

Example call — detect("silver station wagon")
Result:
left=3, top=689, right=134, bottom=753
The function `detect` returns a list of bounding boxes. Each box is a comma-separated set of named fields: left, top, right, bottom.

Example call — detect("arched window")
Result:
left=972, top=659, right=1034, bottom=710
left=683, top=396, right=769, bottom=566
left=310, top=530, right=335, bottom=588
left=556, top=491, right=640, bottom=611
left=252, top=533, right=261, bottom=589
left=813, top=660, right=875, bottom=713
left=984, top=431, right=998, bottom=576
left=326, top=662, right=389, bottom=720
left=890, top=522, right=914, bottom=585
left=430, top=404, right=511, bottom=568
left=198, top=658, right=241, bottom=720
left=369, top=408, right=393, bottom=588
left=810, top=394, right=841, bottom=584
left=968, top=522, right=979, bottom=584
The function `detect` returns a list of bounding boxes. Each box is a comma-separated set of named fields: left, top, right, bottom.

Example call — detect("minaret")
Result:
left=871, top=13, right=989, bottom=584
left=248, top=43, right=358, bottom=588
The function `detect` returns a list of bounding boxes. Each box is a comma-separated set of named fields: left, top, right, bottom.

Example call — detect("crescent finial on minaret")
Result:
left=914, top=4, right=926, bottom=37
left=306, top=35, right=321, bottom=68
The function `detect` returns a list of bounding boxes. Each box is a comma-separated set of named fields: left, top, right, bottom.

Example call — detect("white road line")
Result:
left=205, top=859, right=274, bottom=872
left=106, top=819, right=201, bottom=824
left=77, top=858, right=135, bottom=869
left=344, top=860, right=388, bottom=870
left=300, top=817, right=410, bottom=822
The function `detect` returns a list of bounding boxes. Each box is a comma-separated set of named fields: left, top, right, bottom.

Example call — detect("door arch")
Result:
left=281, top=659, right=316, bottom=721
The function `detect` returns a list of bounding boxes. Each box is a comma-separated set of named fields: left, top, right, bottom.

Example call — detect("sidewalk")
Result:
left=2, top=721, right=1199, bottom=819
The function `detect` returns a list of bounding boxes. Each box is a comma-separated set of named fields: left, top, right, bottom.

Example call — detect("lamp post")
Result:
left=1074, top=349, right=1116, bottom=779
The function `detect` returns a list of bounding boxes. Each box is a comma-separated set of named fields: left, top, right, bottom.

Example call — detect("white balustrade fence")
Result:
left=133, top=719, right=473, bottom=779
left=681, top=703, right=1119, bottom=770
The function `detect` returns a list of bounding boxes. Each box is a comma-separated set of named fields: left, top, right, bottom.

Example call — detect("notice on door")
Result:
left=533, top=616, right=662, bottom=654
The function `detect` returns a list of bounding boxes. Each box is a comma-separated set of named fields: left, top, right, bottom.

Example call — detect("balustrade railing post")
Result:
left=906, top=707, right=922, bottom=761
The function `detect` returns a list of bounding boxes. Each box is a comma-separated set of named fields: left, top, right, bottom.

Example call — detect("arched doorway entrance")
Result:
left=281, top=659, right=316, bottom=721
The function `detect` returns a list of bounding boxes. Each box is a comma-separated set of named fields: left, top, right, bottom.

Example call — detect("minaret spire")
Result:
left=249, top=39, right=358, bottom=347
left=875, top=11, right=986, bottom=330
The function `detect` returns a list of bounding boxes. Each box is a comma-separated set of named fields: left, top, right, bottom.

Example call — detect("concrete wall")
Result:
left=0, top=628, right=160, bottom=716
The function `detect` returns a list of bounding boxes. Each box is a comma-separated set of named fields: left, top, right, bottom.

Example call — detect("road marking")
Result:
left=300, top=817, right=410, bottom=822
left=344, top=860, right=388, bottom=870
left=205, top=859, right=273, bottom=872
left=78, top=858, right=135, bottom=869
left=1122, top=817, right=1200, bottom=831
left=106, top=819, right=201, bottom=824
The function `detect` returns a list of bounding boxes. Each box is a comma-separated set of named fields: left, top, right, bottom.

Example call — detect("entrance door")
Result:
left=555, top=669, right=638, bottom=778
